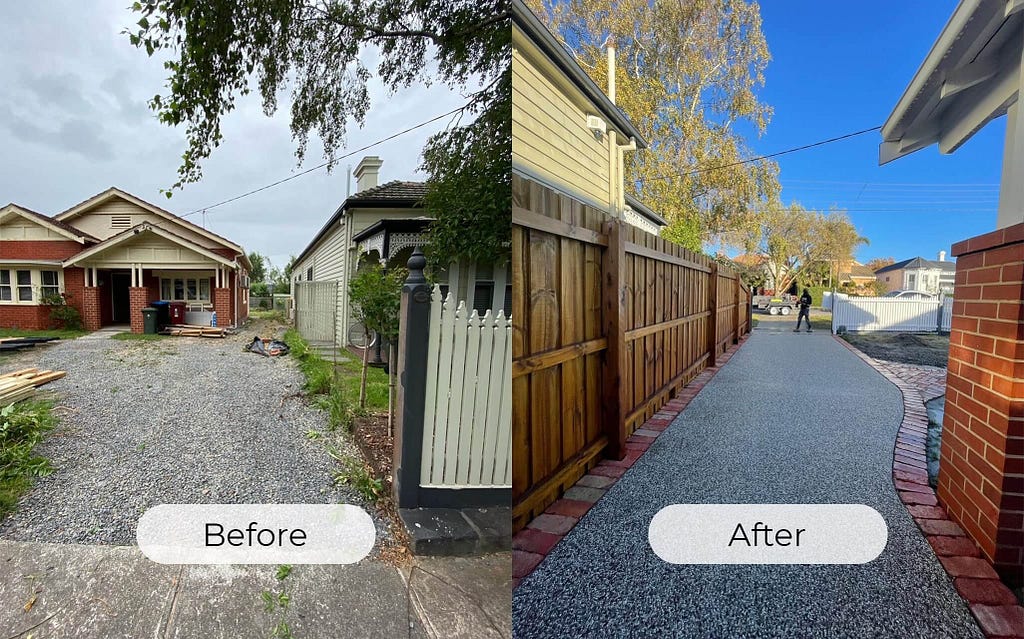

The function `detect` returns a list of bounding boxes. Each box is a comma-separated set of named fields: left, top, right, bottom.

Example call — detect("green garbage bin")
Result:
left=141, top=307, right=158, bottom=334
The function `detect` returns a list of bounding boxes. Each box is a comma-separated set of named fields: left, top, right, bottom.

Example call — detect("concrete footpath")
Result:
left=0, top=541, right=510, bottom=638
left=512, top=317, right=985, bottom=638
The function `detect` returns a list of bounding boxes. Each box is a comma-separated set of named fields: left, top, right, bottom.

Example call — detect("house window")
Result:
left=472, top=283, right=493, bottom=314
left=40, top=271, right=59, bottom=298
left=16, top=270, right=32, bottom=301
left=0, top=271, right=10, bottom=301
left=907, top=273, right=916, bottom=289
left=306, top=266, right=313, bottom=281
left=160, top=277, right=212, bottom=302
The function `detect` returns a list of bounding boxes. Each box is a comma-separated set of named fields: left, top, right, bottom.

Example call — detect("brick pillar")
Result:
left=942, top=222, right=1024, bottom=585
left=213, top=288, right=232, bottom=326
left=129, top=287, right=148, bottom=333
left=82, top=286, right=101, bottom=331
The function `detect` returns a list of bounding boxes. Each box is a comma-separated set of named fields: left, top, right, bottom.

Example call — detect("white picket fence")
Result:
left=420, top=286, right=512, bottom=488
left=832, top=296, right=953, bottom=333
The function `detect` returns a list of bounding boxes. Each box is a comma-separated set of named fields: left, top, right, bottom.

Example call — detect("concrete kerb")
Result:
left=511, top=334, right=751, bottom=587
left=834, top=335, right=1024, bottom=638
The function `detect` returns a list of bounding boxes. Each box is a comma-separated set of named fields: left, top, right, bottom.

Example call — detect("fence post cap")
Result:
left=406, top=248, right=427, bottom=284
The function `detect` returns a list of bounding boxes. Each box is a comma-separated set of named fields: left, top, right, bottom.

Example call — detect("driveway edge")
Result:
left=512, top=335, right=751, bottom=588
left=834, top=335, right=1024, bottom=639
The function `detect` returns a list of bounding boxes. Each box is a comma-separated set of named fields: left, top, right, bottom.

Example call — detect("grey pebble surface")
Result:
left=512, top=326, right=984, bottom=639
left=0, top=330, right=391, bottom=548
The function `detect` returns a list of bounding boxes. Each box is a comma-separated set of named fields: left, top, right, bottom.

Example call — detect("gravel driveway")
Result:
left=0, top=326, right=383, bottom=546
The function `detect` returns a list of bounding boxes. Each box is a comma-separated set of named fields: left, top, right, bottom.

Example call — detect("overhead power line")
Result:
left=639, top=125, right=883, bottom=183
left=179, top=103, right=468, bottom=219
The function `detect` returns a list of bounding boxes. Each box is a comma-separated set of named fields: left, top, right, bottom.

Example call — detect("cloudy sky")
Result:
left=0, top=1, right=468, bottom=270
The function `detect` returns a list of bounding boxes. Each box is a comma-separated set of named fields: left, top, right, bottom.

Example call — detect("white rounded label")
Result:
left=137, top=504, right=376, bottom=564
left=648, top=504, right=887, bottom=564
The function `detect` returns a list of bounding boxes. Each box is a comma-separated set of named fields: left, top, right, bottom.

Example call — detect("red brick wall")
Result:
left=62, top=267, right=85, bottom=322
left=128, top=287, right=148, bottom=333
left=81, top=287, right=101, bottom=331
left=213, top=287, right=232, bottom=327
left=943, top=222, right=1024, bottom=585
left=0, top=240, right=84, bottom=261
left=0, top=304, right=49, bottom=330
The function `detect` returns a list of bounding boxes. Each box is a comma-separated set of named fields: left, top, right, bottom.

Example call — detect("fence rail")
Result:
left=512, top=174, right=750, bottom=531
left=832, top=296, right=953, bottom=333
left=419, top=288, right=512, bottom=488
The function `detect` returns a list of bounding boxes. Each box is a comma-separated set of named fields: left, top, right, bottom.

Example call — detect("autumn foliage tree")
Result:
left=527, top=0, right=779, bottom=251
left=732, top=203, right=866, bottom=295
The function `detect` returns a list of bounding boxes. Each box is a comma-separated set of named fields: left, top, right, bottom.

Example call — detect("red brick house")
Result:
left=0, top=187, right=250, bottom=333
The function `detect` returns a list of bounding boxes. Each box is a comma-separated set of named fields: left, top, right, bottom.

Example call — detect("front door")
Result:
left=110, top=272, right=131, bottom=324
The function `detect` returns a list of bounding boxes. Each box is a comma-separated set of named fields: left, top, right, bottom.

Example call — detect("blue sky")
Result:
left=749, top=0, right=1001, bottom=264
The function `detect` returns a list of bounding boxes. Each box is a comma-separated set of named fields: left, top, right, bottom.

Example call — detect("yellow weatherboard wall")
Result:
left=512, top=24, right=613, bottom=212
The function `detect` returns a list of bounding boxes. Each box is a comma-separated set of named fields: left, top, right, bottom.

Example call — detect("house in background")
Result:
left=292, top=156, right=510, bottom=349
left=0, top=188, right=250, bottom=333
left=874, top=251, right=955, bottom=295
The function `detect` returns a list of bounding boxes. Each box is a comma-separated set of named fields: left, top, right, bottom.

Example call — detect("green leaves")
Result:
left=275, top=564, right=292, bottom=581
left=0, top=401, right=57, bottom=519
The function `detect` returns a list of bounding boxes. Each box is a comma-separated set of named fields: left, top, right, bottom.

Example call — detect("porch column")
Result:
left=129, top=285, right=149, bottom=333
left=213, top=268, right=232, bottom=327
left=82, top=285, right=101, bottom=331
left=941, top=223, right=1024, bottom=585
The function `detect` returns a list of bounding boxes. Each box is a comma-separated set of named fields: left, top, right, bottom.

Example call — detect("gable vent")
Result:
left=111, top=215, right=131, bottom=229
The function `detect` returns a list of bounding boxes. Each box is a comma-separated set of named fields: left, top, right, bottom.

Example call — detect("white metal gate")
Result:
left=294, top=281, right=338, bottom=344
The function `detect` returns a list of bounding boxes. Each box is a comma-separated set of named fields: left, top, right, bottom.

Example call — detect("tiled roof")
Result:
left=843, top=263, right=877, bottom=278
left=874, top=257, right=956, bottom=274
left=349, top=180, right=427, bottom=201
left=2, top=203, right=99, bottom=242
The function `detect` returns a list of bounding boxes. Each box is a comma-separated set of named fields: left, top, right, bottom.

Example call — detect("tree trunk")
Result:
left=359, top=338, right=369, bottom=408
left=388, top=341, right=396, bottom=437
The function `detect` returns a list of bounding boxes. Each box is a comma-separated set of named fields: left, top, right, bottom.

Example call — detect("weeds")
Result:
left=0, top=401, right=57, bottom=519
left=328, top=448, right=382, bottom=502
left=262, top=564, right=294, bottom=638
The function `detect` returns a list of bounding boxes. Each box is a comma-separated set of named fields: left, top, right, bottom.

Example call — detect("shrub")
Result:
left=42, top=293, right=83, bottom=330
left=0, top=400, right=56, bottom=518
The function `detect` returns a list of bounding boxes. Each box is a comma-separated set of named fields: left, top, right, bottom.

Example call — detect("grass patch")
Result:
left=328, top=447, right=383, bottom=502
left=250, top=310, right=288, bottom=323
left=282, top=329, right=388, bottom=411
left=0, top=328, right=88, bottom=340
left=809, top=315, right=833, bottom=331
left=0, top=400, right=57, bottom=519
left=111, top=332, right=168, bottom=341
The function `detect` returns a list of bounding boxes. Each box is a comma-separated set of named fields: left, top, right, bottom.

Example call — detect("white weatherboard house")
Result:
left=292, top=156, right=510, bottom=348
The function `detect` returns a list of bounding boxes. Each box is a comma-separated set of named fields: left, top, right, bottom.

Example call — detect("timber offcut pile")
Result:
left=0, top=368, right=66, bottom=405
left=161, top=324, right=230, bottom=338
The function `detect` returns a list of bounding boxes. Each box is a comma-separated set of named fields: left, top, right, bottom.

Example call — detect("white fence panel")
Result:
left=941, top=297, right=953, bottom=331
left=832, top=296, right=946, bottom=333
left=421, top=286, right=512, bottom=488
left=294, top=281, right=338, bottom=344
left=821, top=291, right=849, bottom=311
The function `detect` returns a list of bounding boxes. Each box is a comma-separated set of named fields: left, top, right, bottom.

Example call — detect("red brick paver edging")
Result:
left=512, top=335, right=751, bottom=588
left=835, top=336, right=1024, bottom=638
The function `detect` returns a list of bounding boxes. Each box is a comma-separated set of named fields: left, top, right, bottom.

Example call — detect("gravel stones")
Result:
left=0, top=331, right=389, bottom=547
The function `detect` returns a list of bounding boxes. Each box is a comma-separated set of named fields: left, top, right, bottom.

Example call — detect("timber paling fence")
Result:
left=512, top=174, right=751, bottom=531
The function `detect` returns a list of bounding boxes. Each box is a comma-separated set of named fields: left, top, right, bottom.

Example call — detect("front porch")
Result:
left=78, top=265, right=236, bottom=333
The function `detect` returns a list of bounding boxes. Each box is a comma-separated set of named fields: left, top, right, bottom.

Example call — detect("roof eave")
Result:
left=512, top=0, right=647, bottom=148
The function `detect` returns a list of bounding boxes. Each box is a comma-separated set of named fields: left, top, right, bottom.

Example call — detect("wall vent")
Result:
left=111, top=215, right=131, bottom=229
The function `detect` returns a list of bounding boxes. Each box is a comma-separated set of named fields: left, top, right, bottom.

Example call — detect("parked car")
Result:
left=883, top=290, right=937, bottom=300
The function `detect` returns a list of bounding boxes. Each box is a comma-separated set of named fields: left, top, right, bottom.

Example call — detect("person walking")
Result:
left=795, top=288, right=813, bottom=332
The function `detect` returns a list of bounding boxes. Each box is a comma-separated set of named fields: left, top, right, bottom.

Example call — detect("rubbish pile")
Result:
left=246, top=336, right=290, bottom=357
left=0, top=337, right=61, bottom=352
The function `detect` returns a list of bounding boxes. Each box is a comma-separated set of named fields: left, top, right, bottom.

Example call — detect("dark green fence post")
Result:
left=393, top=248, right=430, bottom=508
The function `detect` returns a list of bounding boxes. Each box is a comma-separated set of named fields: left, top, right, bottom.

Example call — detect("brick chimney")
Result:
left=353, top=156, right=383, bottom=194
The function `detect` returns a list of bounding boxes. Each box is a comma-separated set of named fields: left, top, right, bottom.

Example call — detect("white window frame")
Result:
left=159, top=276, right=213, bottom=303
left=0, top=268, right=64, bottom=305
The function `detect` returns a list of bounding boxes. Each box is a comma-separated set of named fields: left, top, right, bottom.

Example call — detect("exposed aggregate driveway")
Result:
left=0, top=328, right=379, bottom=546
left=512, top=323, right=984, bottom=638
